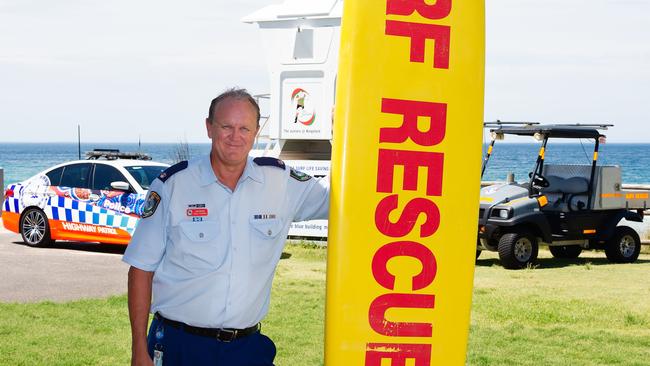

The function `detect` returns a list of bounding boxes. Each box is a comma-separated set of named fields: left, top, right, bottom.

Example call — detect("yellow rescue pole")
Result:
left=325, top=0, right=485, bottom=364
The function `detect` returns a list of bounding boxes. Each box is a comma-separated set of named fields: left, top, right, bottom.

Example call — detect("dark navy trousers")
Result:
left=147, top=317, right=276, bottom=365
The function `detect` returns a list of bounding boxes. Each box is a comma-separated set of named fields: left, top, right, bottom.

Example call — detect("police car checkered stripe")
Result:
left=45, top=196, right=139, bottom=234
left=4, top=185, right=20, bottom=214
left=4, top=186, right=138, bottom=234
left=2, top=185, right=138, bottom=235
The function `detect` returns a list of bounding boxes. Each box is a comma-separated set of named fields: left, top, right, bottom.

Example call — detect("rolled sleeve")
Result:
left=122, top=179, right=168, bottom=272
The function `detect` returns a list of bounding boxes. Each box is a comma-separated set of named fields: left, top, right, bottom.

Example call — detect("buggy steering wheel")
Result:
left=529, top=172, right=550, bottom=188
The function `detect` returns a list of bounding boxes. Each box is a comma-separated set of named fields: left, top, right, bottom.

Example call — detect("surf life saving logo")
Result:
left=291, top=88, right=316, bottom=126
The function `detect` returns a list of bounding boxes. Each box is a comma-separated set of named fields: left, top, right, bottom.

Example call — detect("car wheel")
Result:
left=498, top=231, right=538, bottom=269
left=605, top=226, right=640, bottom=263
left=549, top=245, right=582, bottom=259
left=20, top=208, right=53, bottom=247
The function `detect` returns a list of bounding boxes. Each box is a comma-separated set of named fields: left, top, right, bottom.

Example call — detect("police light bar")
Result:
left=86, top=149, right=152, bottom=160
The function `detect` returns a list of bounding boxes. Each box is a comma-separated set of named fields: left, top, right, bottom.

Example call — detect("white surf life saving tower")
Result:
left=243, top=0, right=342, bottom=237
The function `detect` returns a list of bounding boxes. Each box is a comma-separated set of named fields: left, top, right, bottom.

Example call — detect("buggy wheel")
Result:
left=549, top=245, right=582, bottom=259
left=498, top=231, right=538, bottom=269
left=20, top=208, right=53, bottom=247
left=605, top=226, right=640, bottom=263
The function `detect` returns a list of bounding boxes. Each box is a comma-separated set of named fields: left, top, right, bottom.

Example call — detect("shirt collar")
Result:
left=243, top=156, right=264, bottom=184
left=198, top=155, right=264, bottom=187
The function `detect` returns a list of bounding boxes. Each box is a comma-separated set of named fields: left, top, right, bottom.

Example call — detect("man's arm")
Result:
left=292, top=175, right=331, bottom=222
left=128, top=266, right=154, bottom=366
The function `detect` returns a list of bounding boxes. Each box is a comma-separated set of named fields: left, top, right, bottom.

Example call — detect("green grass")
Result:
left=470, top=250, right=650, bottom=365
left=1, top=245, right=649, bottom=365
left=265, top=244, right=327, bottom=366
left=0, top=297, right=131, bottom=365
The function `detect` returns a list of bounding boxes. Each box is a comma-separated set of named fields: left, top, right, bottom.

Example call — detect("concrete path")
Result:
left=0, top=218, right=129, bottom=303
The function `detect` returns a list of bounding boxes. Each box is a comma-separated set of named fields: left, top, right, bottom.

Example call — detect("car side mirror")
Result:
left=110, top=181, right=131, bottom=191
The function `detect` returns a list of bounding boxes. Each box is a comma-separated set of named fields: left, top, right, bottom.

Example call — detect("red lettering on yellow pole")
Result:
left=384, top=20, right=450, bottom=69
left=365, top=343, right=432, bottom=366
left=368, top=293, right=435, bottom=337
left=376, top=149, right=444, bottom=196
left=380, top=98, right=447, bottom=146
left=371, top=241, right=438, bottom=290
left=375, top=195, right=440, bottom=238
left=386, top=0, right=452, bottom=20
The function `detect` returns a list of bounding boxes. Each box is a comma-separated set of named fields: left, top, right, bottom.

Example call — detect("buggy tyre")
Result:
left=549, top=245, right=582, bottom=259
left=605, top=226, right=640, bottom=263
left=20, top=208, right=53, bottom=247
left=498, top=231, right=538, bottom=269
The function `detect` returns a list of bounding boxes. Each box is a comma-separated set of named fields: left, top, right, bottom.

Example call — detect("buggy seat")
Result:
left=540, top=164, right=592, bottom=212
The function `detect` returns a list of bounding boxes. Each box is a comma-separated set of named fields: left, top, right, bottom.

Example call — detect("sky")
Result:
left=1, top=0, right=648, bottom=143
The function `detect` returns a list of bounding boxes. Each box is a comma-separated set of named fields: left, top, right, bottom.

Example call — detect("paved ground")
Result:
left=0, top=218, right=129, bottom=303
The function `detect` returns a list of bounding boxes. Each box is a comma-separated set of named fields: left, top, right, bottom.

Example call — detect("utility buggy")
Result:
left=478, top=123, right=647, bottom=269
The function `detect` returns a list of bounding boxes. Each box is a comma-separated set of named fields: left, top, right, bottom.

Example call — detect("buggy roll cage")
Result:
left=481, top=122, right=612, bottom=209
left=481, top=121, right=540, bottom=177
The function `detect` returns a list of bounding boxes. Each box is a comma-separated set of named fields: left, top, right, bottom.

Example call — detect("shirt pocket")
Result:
left=179, top=220, right=219, bottom=242
left=172, top=220, right=225, bottom=272
left=249, top=217, right=284, bottom=265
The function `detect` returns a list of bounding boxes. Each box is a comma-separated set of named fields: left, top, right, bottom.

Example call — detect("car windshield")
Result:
left=124, top=165, right=167, bottom=190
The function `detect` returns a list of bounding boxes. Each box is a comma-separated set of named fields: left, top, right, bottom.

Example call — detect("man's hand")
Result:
left=131, top=346, right=153, bottom=366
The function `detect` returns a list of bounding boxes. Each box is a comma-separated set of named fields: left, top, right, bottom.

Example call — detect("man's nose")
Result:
left=233, top=128, right=247, bottom=139
left=224, top=128, right=237, bottom=139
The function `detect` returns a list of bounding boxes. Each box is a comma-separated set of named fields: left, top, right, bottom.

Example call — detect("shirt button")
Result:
left=267, top=229, right=272, bottom=236
left=199, top=232, right=204, bottom=238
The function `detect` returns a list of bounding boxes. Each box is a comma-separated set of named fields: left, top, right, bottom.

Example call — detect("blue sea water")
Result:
left=1, top=142, right=650, bottom=188
left=482, top=142, right=650, bottom=185
left=0, top=143, right=211, bottom=188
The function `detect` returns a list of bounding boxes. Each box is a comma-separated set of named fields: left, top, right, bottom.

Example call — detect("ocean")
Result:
left=1, top=142, right=650, bottom=188
left=482, top=142, right=650, bottom=185
left=0, top=143, right=212, bottom=188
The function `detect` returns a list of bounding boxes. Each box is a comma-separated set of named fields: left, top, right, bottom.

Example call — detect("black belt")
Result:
left=155, top=313, right=260, bottom=342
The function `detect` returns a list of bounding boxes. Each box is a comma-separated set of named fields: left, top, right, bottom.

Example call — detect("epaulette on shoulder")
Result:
left=253, top=157, right=286, bottom=170
left=158, top=161, right=188, bottom=182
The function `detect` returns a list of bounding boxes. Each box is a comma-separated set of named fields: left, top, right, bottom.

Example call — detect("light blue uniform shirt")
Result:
left=123, top=155, right=329, bottom=328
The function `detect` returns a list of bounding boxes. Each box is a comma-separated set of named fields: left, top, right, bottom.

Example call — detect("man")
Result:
left=123, top=88, right=330, bottom=365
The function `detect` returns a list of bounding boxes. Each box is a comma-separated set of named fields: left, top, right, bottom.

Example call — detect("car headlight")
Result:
left=491, top=207, right=512, bottom=219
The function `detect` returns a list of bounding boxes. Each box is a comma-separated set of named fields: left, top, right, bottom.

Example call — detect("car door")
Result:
left=91, top=163, right=142, bottom=216
left=47, top=163, right=94, bottom=240
left=90, top=163, right=146, bottom=242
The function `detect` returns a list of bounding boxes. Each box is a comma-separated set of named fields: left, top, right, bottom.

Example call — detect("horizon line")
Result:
left=2, top=140, right=650, bottom=144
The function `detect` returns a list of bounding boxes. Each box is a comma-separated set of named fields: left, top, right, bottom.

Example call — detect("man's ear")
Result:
left=206, top=119, right=213, bottom=139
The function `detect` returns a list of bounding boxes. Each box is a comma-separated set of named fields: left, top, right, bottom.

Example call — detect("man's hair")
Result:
left=207, top=88, right=261, bottom=126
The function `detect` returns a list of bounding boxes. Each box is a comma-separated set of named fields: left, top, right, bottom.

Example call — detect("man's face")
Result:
left=206, top=98, right=259, bottom=168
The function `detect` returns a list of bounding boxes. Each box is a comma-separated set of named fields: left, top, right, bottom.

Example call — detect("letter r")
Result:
left=380, top=98, right=447, bottom=146
left=386, top=0, right=452, bottom=20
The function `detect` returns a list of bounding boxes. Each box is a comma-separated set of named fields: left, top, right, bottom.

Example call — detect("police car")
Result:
left=2, top=150, right=169, bottom=247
